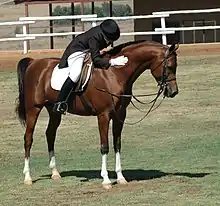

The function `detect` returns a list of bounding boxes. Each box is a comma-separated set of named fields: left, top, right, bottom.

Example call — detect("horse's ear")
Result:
left=169, top=42, right=179, bottom=52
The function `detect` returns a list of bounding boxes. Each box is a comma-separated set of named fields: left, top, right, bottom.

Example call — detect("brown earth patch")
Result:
left=1, top=43, right=220, bottom=71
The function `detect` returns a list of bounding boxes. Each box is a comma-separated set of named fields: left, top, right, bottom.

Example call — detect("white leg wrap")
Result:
left=49, top=151, right=56, bottom=169
left=49, top=151, right=61, bottom=179
left=115, top=152, right=126, bottom=181
left=101, top=154, right=111, bottom=185
left=23, top=158, right=32, bottom=181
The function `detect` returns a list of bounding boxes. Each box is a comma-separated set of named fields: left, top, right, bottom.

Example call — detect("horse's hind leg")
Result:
left=112, top=108, right=128, bottom=185
left=45, top=104, right=62, bottom=180
left=23, top=107, right=42, bottom=185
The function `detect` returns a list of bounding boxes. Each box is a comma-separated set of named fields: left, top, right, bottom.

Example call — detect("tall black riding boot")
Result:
left=53, top=77, right=77, bottom=115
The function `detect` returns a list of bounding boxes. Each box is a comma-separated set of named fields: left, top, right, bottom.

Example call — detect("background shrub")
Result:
left=52, top=2, right=133, bottom=25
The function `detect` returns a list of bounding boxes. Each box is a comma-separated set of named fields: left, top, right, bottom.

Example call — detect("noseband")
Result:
left=155, top=48, right=177, bottom=95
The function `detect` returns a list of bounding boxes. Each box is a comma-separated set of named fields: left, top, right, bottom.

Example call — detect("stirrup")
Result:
left=53, top=101, right=68, bottom=115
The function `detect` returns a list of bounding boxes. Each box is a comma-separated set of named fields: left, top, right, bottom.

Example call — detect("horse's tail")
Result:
left=15, top=57, right=33, bottom=126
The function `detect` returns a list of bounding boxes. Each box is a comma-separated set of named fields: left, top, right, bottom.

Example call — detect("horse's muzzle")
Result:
left=164, top=84, right=178, bottom=98
left=169, top=90, right=178, bottom=98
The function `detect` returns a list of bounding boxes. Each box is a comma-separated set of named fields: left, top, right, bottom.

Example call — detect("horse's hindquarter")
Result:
left=26, top=58, right=60, bottom=107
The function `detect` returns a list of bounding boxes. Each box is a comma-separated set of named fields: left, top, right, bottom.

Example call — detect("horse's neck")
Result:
left=112, top=46, right=156, bottom=87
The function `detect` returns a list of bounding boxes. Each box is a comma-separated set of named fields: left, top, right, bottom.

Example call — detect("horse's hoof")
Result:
left=117, top=179, right=128, bottom=185
left=24, top=179, right=33, bottom=185
left=52, top=174, right=61, bottom=181
left=102, top=184, right=112, bottom=190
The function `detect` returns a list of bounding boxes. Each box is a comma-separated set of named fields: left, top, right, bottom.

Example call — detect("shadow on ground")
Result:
left=35, top=169, right=212, bottom=183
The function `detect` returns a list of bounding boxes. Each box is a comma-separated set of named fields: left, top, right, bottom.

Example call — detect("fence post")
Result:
left=160, top=17, right=167, bottom=45
left=23, top=24, right=28, bottom=54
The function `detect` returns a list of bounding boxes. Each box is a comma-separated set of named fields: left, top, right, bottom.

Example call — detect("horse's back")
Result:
left=32, top=57, right=60, bottom=68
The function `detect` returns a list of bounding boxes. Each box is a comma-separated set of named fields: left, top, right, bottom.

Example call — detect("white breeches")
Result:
left=67, top=52, right=86, bottom=83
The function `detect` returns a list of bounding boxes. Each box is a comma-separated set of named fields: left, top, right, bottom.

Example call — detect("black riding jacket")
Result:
left=58, top=25, right=111, bottom=69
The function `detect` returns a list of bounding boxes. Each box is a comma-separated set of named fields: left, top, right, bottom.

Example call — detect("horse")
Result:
left=15, top=40, right=179, bottom=189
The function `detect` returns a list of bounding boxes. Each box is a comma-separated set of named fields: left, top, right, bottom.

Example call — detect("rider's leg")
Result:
left=53, top=52, right=86, bottom=115
left=68, top=52, right=86, bottom=83
left=52, top=76, right=76, bottom=114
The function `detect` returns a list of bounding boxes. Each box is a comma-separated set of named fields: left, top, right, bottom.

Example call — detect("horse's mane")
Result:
left=105, top=40, right=146, bottom=56
left=104, top=40, right=167, bottom=57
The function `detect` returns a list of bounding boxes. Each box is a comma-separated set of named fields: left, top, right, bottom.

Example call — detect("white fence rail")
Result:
left=152, top=8, right=220, bottom=44
left=0, top=36, right=35, bottom=42
left=0, top=20, right=36, bottom=53
left=17, top=15, right=98, bottom=39
left=81, top=14, right=170, bottom=44
left=1, top=7, right=220, bottom=53
left=0, top=20, right=35, bottom=26
left=19, top=14, right=97, bottom=21
left=152, top=7, right=220, bottom=15
left=17, top=15, right=171, bottom=39
left=81, top=14, right=170, bottom=21
left=16, top=31, right=175, bottom=38
left=14, top=13, right=172, bottom=53
left=0, top=15, right=97, bottom=54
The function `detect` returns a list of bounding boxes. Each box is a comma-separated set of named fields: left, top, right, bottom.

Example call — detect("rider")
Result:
left=53, top=19, right=128, bottom=115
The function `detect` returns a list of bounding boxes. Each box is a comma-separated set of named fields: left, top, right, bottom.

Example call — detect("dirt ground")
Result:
left=1, top=43, right=220, bottom=70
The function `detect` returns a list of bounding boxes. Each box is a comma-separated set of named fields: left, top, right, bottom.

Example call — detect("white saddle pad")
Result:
left=51, top=63, right=93, bottom=91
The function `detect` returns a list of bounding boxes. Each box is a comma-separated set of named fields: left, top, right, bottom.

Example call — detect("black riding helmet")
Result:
left=100, top=19, right=120, bottom=42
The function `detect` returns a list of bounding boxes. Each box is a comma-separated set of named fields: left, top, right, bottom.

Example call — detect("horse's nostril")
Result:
left=170, top=90, right=178, bottom=98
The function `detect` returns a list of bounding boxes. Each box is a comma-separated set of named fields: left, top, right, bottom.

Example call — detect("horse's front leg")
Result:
left=97, top=112, right=111, bottom=189
left=112, top=108, right=128, bottom=185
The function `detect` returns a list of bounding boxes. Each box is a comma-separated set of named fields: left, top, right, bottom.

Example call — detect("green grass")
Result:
left=1, top=54, right=220, bottom=205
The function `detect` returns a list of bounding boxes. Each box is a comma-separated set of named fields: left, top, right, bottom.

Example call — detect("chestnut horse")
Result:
left=15, top=40, right=179, bottom=189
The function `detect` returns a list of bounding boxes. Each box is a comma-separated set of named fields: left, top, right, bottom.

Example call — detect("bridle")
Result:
left=92, top=46, right=177, bottom=125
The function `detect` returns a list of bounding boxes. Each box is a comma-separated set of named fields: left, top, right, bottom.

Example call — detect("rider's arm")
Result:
left=100, top=46, right=112, bottom=55
left=88, top=37, right=111, bottom=69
